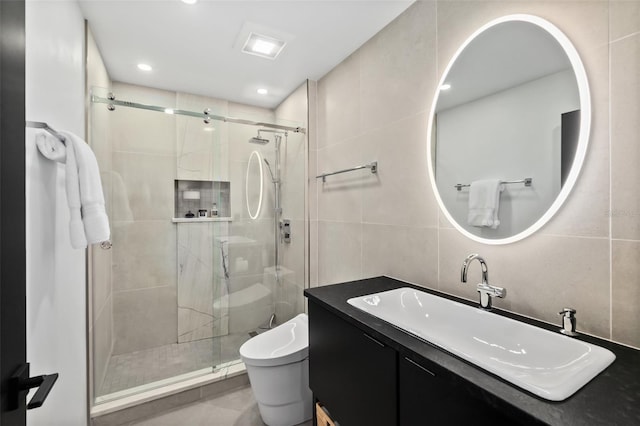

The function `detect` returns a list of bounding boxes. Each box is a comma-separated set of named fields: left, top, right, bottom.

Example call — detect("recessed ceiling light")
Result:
left=440, top=83, right=452, bottom=90
left=137, top=63, right=152, bottom=71
left=257, top=88, right=268, bottom=95
left=181, top=0, right=197, bottom=4
left=242, top=33, right=286, bottom=60
left=253, top=40, right=276, bottom=55
left=164, top=108, right=174, bottom=115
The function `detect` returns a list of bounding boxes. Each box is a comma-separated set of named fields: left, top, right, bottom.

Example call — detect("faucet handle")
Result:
left=558, top=307, right=578, bottom=336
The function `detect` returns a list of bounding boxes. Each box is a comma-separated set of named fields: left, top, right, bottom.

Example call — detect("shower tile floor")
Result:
left=127, top=385, right=313, bottom=426
left=99, top=333, right=250, bottom=396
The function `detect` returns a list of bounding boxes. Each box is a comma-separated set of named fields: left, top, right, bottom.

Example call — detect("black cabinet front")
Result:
left=309, top=301, right=397, bottom=426
left=399, top=355, right=520, bottom=425
left=309, top=300, right=538, bottom=426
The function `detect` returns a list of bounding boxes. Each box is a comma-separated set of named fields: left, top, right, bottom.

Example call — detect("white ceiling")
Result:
left=79, top=0, right=415, bottom=109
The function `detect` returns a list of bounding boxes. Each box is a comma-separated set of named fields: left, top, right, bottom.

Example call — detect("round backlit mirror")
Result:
left=427, top=15, right=590, bottom=244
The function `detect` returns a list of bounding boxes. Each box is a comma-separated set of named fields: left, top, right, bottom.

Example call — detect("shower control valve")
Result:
left=281, top=219, right=291, bottom=243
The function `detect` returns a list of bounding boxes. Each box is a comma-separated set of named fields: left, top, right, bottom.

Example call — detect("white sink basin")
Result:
left=347, top=287, right=615, bottom=401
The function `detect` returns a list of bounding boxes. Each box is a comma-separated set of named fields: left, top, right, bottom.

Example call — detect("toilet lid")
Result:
left=239, top=313, right=308, bottom=367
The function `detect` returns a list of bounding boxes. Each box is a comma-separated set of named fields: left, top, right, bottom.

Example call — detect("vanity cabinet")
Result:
left=306, top=277, right=640, bottom=426
left=308, top=300, right=397, bottom=426
left=309, top=299, right=524, bottom=426
left=398, top=355, right=518, bottom=425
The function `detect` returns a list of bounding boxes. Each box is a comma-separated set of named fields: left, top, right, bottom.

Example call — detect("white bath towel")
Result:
left=36, top=131, right=110, bottom=248
left=468, top=179, right=504, bottom=229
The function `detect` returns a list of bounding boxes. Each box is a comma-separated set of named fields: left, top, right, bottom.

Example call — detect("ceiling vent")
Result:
left=241, top=32, right=286, bottom=60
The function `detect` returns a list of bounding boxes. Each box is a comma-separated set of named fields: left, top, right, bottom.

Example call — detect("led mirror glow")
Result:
left=427, top=15, right=591, bottom=245
left=246, top=150, right=264, bottom=220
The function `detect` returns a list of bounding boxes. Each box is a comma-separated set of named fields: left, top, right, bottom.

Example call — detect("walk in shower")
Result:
left=88, top=83, right=308, bottom=406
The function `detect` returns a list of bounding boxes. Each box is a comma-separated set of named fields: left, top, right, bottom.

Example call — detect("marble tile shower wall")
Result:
left=110, top=83, right=179, bottom=355
left=311, top=0, right=640, bottom=348
left=107, top=83, right=277, bottom=354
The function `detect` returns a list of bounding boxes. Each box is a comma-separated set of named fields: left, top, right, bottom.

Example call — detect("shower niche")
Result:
left=174, top=179, right=231, bottom=219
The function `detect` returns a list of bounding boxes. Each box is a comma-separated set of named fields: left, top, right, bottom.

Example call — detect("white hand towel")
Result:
left=468, top=179, right=504, bottom=229
left=36, top=132, right=87, bottom=248
left=36, top=131, right=110, bottom=248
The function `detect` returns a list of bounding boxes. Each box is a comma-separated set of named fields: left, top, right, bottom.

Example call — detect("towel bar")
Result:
left=455, top=177, right=532, bottom=191
left=316, top=161, right=378, bottom=182
left=26, top=121, right=66, bottom=144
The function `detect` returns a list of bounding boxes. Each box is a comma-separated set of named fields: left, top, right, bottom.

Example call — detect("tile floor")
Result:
left=99, top=333, right=250, bottom=396
left=126, top=385, right=313, bottom=426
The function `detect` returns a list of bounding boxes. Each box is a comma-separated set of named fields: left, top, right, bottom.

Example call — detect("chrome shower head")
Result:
left=249, top=136, right=270, bottom=145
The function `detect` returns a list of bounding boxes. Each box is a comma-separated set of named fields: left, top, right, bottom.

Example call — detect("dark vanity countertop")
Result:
left=304, top=276, right=640, bottom=426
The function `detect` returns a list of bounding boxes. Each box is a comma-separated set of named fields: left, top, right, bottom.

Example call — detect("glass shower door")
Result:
left=88, top=84, right=308, bottom=406
left=89, top=85, right=224, bottom=402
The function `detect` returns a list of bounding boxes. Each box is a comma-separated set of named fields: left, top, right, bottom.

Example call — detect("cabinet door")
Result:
left=309, top=301, right=397, bottom=426
left=399, top=355, right=519, bottom=425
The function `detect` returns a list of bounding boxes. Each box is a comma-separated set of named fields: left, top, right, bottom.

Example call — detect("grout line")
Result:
left=114, top=284, right=174, bottom=294
left=608, top=9, right=614, bottom=340
left=435, top=0, right=440, bottom=292
left=610, top=237, right=640, bottom=243
left=112, top=149, right=176, bottom=157
left=609, top=30, right=640, bottom=44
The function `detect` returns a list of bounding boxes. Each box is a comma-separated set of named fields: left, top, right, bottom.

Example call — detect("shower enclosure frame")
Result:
left=92, top=93, right=306, bottom=135
left=87, top=89, right=309, bottom=412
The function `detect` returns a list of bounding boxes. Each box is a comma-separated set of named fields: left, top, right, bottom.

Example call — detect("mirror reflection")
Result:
left=429, top=17, right=587, bottom=241
left=246, top=150, right=264, bottom=220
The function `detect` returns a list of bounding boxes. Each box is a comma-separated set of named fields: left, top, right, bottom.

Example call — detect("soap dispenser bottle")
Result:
left=211, top=203, right=219, bottom=217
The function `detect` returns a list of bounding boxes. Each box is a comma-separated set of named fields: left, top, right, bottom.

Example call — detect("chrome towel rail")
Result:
left=455, top=177, right=532, bottom=191
left=316, top=161, right=378, bottom=183
left=26, top=121, right=66, bottom=144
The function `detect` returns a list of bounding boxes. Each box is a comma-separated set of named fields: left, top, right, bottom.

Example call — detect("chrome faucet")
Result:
left=461, top=254, right=506, bottom=310
left=559, top=308, right=578, bottom=336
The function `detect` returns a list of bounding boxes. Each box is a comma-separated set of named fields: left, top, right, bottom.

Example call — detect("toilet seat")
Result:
left=240, top=313, right=308, bottom=367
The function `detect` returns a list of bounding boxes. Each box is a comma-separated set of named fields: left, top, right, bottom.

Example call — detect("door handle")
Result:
left=9, top=363, right=59, bottom=410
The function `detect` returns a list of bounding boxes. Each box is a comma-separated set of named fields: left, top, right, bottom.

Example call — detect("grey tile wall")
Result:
left=313, top=0, right=640, bottom=348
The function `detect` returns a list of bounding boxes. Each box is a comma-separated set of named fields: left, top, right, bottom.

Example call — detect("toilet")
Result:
left=239, top=313, right=312, bottom=426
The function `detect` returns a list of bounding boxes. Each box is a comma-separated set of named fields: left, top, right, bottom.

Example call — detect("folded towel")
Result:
left=36, top=130, right=110, bottom=248
left=36, top=132, right=86, bottom=247
left=468, top=179, right=504, bottom=229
